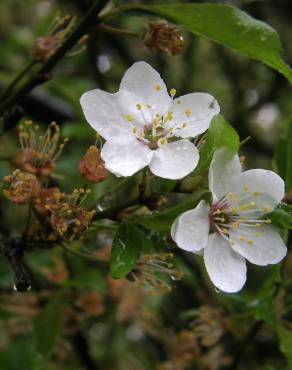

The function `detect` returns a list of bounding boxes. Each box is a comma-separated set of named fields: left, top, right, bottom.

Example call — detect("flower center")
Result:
left=209, top=187, right=272, bottom=246
left=123, top=88, right=191, bottom=149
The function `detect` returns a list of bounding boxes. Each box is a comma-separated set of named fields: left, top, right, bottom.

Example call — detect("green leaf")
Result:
left=274, top=122, right=292, bottom=191
left=33, top=298, right=63, bottom=358
left=266, top=203, right=292, bottom=230
left=125, top=3, right=292, bottom=83
left=137, top=190, right=208, bottom=232
left=110, top=223, right=147, bottom=278
left=150, top=177, right=178, bottom=195
left=277, top=326, right=292, bottom=368
left=195, top=114, right=239, bottom=175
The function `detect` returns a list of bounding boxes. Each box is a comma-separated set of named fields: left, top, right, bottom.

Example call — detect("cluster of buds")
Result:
left=127, top=253, right=183, bottom=295
left=32, top=14, right=88, bottom=63
left=79, top=145, right=108, bottom=183
left=2, top=170, right=40, bottom=204
left=48, top=188, right=95, bottom=240
left=191, top=306, right=228, bottom=347
left=143, top=21, right=184, bottom=56
left=15, top=120, right=68, bottom=177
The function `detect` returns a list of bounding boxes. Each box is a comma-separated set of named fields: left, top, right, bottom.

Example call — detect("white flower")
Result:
left=80, top=61, right=220, bottom=179
left=171, top=148, right=287, bottom=293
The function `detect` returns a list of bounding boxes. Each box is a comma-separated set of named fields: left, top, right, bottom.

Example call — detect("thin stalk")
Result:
left=99, top=23, right=140, bottom=38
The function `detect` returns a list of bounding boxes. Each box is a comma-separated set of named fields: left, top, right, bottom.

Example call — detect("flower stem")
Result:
left=98, top=23, right=141, bottom=38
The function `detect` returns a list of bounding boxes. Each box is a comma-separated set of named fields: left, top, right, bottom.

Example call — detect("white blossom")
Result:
left=80, top=61, right=219, bottom=179
left=171, top=148, right=287, bottom=293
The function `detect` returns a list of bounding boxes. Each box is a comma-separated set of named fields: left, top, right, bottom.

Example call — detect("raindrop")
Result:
left=96, top=203, right=105, bottom=211
left=13, top=282, right=31, bottom=292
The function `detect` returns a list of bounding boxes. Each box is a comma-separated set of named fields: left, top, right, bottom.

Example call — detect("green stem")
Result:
left=99, top=24, right=140, bottom=38
left=59, top=242, right=108, bottom=268
left=0, top=60, right=37, bottom=102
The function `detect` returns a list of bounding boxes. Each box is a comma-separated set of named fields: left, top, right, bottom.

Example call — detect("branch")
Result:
left=0, top=0, right=109, bottom=131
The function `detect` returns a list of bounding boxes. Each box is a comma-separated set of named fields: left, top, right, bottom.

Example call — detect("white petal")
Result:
left=119, top=61, right=171, bottom=117
left=149, top=139, right=199, bottom=180
left=209, top=147, right=242, bottom=201
left=101, top=137, right=153, bottom=177
left=204, top=233, right=247, bottom=293
left=80, top=89, right=135, bottom=140
left=227, top=169, right=285, bottom=210
left=229, top=225, right=287, bottom=266
left=171, top=200, right=210, bottom=252
left=170, top=93, right=220, bottom=138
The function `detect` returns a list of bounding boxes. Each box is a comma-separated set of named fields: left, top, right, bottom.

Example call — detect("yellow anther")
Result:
left=243, top=186, right=249, bottom=192
left=176, top=100, right=182, bottom=104
left=182, top=122, right=187, bottom=128
left=253, top=192, right=260, bottom=196
left=247, top=240, right=254, bottom=245
left=239, top=236, right=245, bottom=242
left=146, top=104, right=152, bottom=109
left=170, top=88, right=176, bottom=97
left=223, top=228, right=229, bottom=234
left=213, top=209, right=221, bottom=215
left=155, top=84, right=161, bottom=91
left=264, top=219, right=272, bottom=224
left=263, top=206, right=270, bottom=212
left=255, top=223, right=261, bottom=228
left=136, top=103, right=142, bottom=110
left=231, top=208, right=238, bottom=214
left=125, top=114, right=133, bottom=122
left=250, top=201, right=256, bottom=207
left=255, top=232, right=260, bottom=238
left=185, top=109, right=191, bottom=117
left=157, top=137, right=167, bottom=147
left=132, top=127, right=137, bottom=134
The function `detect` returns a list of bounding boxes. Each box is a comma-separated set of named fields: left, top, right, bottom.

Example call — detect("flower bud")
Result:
left=34, top=187, right=65, bottom=214
left=2, top=170, right=41, bottom=204
left=15, top=120, right=68, bottom=177
left=79, top=146, right=108, bottom=183
left=32, top=36, right=60, bottom=63
left=143, top=21, right=184, bottom=56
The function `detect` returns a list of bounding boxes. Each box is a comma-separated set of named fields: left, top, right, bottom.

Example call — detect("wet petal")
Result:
left=170, top=93, right=220, bottom=138
left=171, top=200, right=210, bottom=252
left=228, top=169, right=285, bottom=212
left=149, top=139, right=199, bottom=180
left=209, top=148, right=242, bottom=201
left=229, top=225, right=287, bottom=266
left=101, top=137, right=153, bottom=177
left=120, top=61, right=171, bottom=118
left=204, top=233, right=247, bottom=293
left=80, top=89, right=135, bottom=140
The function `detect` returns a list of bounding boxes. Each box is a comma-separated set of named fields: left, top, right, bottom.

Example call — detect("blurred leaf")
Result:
left=266, top=203, right=292, bottom=230
left=137, top=190, right=208, bottom=232
left=33, top=298, right=63, bottom=358
left=277, top=326, right=292, bottom=368
left=150, top=177, right=178, bottom=195
left=110, top=223, right=147, bottom=278
left=195, top=114, right=239, bottom=175
left=274, top=122, right=292, bottom=191
left=133, top=3, right=292, bottom=83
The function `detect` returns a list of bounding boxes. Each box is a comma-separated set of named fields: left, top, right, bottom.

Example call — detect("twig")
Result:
left=0, top=0, right=110, bottom=130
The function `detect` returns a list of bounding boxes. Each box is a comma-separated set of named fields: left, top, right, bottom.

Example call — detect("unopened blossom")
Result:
left=80, top=62, right=219, bottom=179
left=143, top=21, right=185, bottom=55
left=171, top=148, right=287, bottom=293
left=79, top=145, right=108, bottom=183
left=49, top=188, right=95, bottom=240
left=15, top=121, right=68, bottom=177
left=2, top=170, right=40, bottom=204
